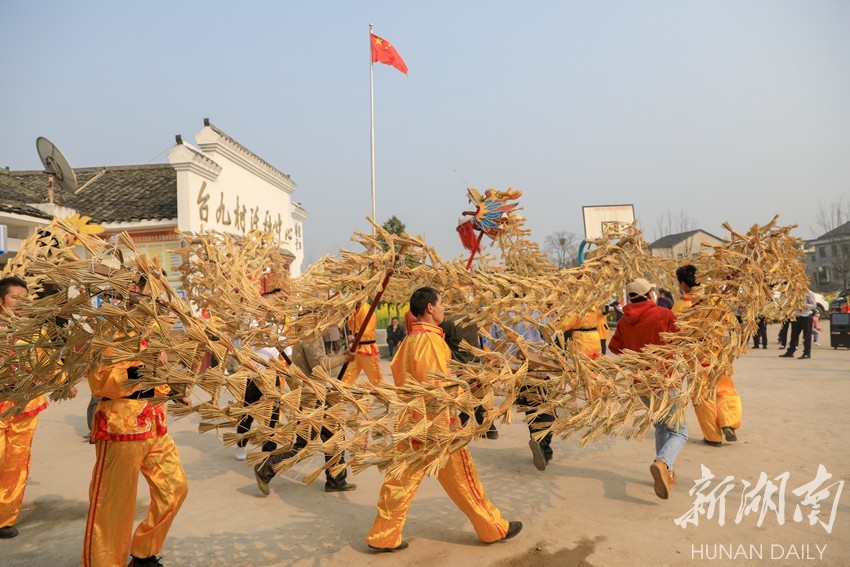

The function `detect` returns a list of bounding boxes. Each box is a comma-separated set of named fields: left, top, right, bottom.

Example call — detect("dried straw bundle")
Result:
left=0, top=214, right=806, bottom=482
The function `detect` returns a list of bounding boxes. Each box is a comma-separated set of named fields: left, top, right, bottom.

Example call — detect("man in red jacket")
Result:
left=609, top=278, right=685, bottom=501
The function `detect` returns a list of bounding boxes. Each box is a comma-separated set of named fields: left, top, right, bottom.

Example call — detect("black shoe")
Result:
left=528, top=439, right=547, bottom=471
left=752, top=345, right=759, bottom=349
left=368, top=541, right=409, bottom=553
left=0, top=526, right=19, bottom=539
left=128, top=556, right=164, bottom=567
left=254, top=464, right=270, bottom=496
left=486, top=428, right=499, bottom=440
left=798, top=354, right=810, bottom=359
left=722, top=427, right=737, bottom=442
left=497, top=521, right=523, bottom=542
left=778, top=352, right=794, bottom=358
left=703, top=438, right=723, bottom=447
left=325, top=482, right=357, bottom=493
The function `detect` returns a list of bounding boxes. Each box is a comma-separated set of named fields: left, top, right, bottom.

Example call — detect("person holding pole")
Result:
left=340, top=302, right=385, bottom=386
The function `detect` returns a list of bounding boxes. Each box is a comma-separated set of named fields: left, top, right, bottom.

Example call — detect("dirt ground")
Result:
left=4, top=324, right=849, bottom=566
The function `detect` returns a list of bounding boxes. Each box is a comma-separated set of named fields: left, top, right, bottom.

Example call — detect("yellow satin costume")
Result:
left=0, top=395, right=47, bottom=529
left=365, top=322, right=509, bottom=548
left=1, top=331, right=57, bottom=530
left=673, top=293, right=743, bottom=443
left=559, top=311, right=602, bottom=357
left=341, top=303, right=385, bottom=386
left=82, top=347, right=188, bottom=567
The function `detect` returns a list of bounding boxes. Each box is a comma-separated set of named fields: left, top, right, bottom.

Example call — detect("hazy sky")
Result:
left=2, top=1, right=848, bottom=263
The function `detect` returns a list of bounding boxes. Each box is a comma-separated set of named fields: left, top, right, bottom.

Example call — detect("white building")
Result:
left=0, top=119, right=306, bottom=282
left=649, top=229, right=724, bottom=259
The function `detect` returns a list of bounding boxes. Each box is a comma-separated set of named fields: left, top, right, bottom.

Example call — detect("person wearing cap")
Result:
left=340, top=302, right=385, bottom=386
left=365, top=287, right=522, bottom=551
left=608, top=277, right=684, bottom=500
left=673, top=265, right=743, bottom=447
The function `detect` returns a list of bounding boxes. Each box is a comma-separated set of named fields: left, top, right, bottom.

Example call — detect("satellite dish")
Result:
left=36, top=137, right=78, bottom=193
left=35, top=136, right=107, bottom=197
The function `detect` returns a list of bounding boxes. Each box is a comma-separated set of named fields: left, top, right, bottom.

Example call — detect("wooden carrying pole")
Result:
left=336, top=246, right=407, bottom=379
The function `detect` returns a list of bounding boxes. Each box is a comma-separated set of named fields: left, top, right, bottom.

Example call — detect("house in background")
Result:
left=805, top=220, right=850, bottom=293
left=0, top=119, right=306, bottom=286
left=649, top=229, right=724, bottom=259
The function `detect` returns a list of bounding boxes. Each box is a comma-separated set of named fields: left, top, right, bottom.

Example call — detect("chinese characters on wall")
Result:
left=196, top=182, right=302, bottom=251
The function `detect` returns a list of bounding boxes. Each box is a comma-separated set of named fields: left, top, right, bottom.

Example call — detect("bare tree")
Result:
left=653, top=209, right=697, bottom=240
left=543, top=231, right=580, bottom=268
left=815, top=197, right=850, bottom=291
left=652, top=209, right=697, bottom=258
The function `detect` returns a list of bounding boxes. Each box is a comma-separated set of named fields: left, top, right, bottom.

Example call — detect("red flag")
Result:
left=371, top=33, right=408, bottom=75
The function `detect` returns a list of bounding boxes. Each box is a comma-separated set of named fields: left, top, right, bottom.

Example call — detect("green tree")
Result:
left=382, top=215, right=406, bottom=236
left=380, top=215, right=408, bottom=316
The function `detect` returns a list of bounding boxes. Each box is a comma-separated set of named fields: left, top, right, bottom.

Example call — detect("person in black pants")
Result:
left=488, top=310, right=552, bottom=471
left=440, top=313, right=499, bottom=440
left=385, top=317, right=406, bottom=359
left=235, top=288, right=288, bottom=461
left=777, top=320, right=790, bottom=349
left=780, top=291, right=816, bottom=359
left=516, top=379, right=555, bottom=470
left=236, top=371, right=283, bottom=459
left=254, top=336, right=355, bottom=495
left=752, top=316, right=768, bottom=349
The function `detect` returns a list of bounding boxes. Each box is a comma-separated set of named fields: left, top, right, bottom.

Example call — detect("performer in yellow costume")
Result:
left=0, top=277, right=77, bottom=539
left=82, top=275, right=189, bottom=567
left=341, top=302, right=385, bottom=386
left=673, top=265, right=742, bottom=446
left=365, top=287, right=521, bottom=552
left=595, top=305, right=611, bottom=355
left=559, top=309, right=605, bottom=401
left=558, top=311, right=602, bottom=358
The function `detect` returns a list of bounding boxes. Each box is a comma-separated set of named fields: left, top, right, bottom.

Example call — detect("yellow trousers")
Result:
left=0, top=413, right=39, bottom=527
left=82, top=433, right=188, bottom=567
left=693, top=374, right=742, bottom=443
left=341, top=353, right=384, bottom=386
left=366, top=446, right=509, bottom=548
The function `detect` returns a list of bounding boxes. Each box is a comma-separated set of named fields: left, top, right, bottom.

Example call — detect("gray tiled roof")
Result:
left=650, top=229, right=722, bottom=249
left=0, top=199, right=52, bottom=219
left=817, top=220, right=850, bottom=241
left=0, top=164, right=177, bottom=223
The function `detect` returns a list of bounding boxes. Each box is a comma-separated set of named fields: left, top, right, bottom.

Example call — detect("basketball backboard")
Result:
left=582, top=204, right=635, bottom=241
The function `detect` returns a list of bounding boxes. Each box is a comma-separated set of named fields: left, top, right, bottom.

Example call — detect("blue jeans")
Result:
left=641, top=392, right=688, bottom=470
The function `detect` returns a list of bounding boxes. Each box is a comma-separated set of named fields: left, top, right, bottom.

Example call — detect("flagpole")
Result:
left=369, top=23, right=377, bottom=223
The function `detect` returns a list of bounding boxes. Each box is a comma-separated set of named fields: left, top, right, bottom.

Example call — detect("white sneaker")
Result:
left=235, top=446, right=247, bottom=461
